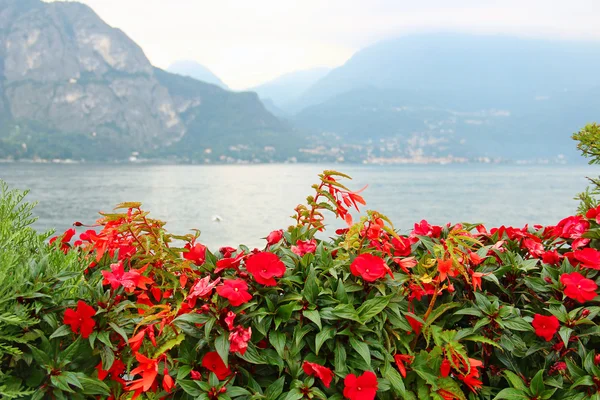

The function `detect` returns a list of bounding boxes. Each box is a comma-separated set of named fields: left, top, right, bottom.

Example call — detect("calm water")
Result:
left=0, top=163, right=597, bottom=249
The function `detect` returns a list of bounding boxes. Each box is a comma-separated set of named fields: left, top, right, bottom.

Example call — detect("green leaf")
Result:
left=454, top=307, right=484, bottom=317
left=29, top=345, right=51, bottom=367
left=529, top=369, right=545, bottom=396
left=303, top=310, right=322, bottom=330
left=226, top=386, right=252, bottom=397
left=178, top=380, right=203, bottom=396
left=269, top=331, right=286, bottom=359
left=349, top=337, right=371, bottom=367
left=384, top=364, right=406, bottom=397
left=173, top=312, right=212, bottom=325
left=177, top=365, right=193, bottom=380
left=461, top=335, right=502, bottom=349
left=503, top=371, right=528, bottom=391
left=421, top=302, right=460, bottom=332
left=357, top=295, right=392, bottom=323
left=50, top=375, right=75, bottom=393
left=96, top=331, right=112, bottom=349
left=334, top=341, right=348, bottom=374
left=493, top=388, right=531, bottom=399
left=335, top=279, right=349, bottom=303
left=100, top=345, right=115, bottom=370
left=500, top=318, right=534, bottom=332
left=61, top=372, right=83, bottom=390
left=570, top=375, right=595, bottom=389
left=108, top=322, right=129, bottom=343
left=277, top=302, right=297, bottom=323
left=558, top=326, right=573, bottom=347
left=58, top=338, right=81, bottom=366
left=331, top=304, right=361, bottom=322
left=153, top=333, right=185, bottom=359
left=284, top=389, right=304, bottom=400
left=315, top=327, right=335, bottom=355
left=215, top=333, right=230, bottom=367
left=265, top=376, right=285, bottom=400
left=303, top=268, right=319, bottom=304
left=49, top=325, right=72, bottom=340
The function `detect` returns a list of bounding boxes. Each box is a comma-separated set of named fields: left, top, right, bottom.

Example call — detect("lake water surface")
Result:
left=0, top=163, right=597, bottom=249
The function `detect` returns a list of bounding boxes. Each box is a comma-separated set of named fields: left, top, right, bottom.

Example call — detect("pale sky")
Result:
left=49, top=0, right=600, bottom=89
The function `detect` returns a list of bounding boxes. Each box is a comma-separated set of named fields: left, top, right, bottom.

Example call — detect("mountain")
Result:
left=292, top=34, right=600, bottom=160
left=0, top=0, right=297, bottom=162
left=251, top=67, right=330, bottom=112
left=167, top=60, right=229, bottom=90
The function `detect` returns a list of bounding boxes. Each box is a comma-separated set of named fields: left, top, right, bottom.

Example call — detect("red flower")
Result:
left=393, top=354, right=414, bottom=378
left=162, top=368, right=174, bottom=393
left=440, top=359, right=451, bottom=377
left=532, top=314, right=560, bottom=341
left=391, top=236, right=412, bottom=257
left=343, top=371, right=378, bottom=400
left=291, top=239, right=317, bottom=256
left=219, top=246, right=236, bottom=258
left=573, top=248, right=600, bottom=270
left=522, top=238, right=544, bottom=258
left=456, top=358, right=484, bottom=393
left=411, top=220, right=442, bottom=239
left=63, top=300, right=96, bottom=338
left=469, top=270, right=484, bottom=292
left=303, top=361, right=334, bottom=388
left=245, top=252, right=286, bottom=286
left=229, top=325, right=252, bottom=355
left=560, top=272, right=598, bottom=303
left=554, top=216, right=589, bottom=240
left=224, top=310, right=236, bottom=330
left=129, top=352, right=159, bottom=394
left=183, top=242, right=207, bottom=265
left=186, top=276, right=221, bottom=307
left=49, top=228, right=76, bottom=253
left=394, top=256, right=417, bottom=274
left=266, top=229, right=284, bottom=246
left=96, top=359, right=126, bottom=385
left=406, top=314, right=423, bottom=336
left=216, top=279, right=253, bottom=306
left=350, top=254, right=392, bottom=282
left=542, top=250, right=562, bottom=266
left=469, top=251, right=485, bottom=266
left=101, top=262, right=153, bottom=293
left=586, top=205, right=600, bottom=223
left=201, top=352, right=232, bottom=380
left=549, top=361, right=567, bottom=375
left=214, top=250, right=246, bottom=274
left=437, top=259, right=456, bottom=281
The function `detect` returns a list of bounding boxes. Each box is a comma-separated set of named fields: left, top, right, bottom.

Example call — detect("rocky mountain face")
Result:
left=0, top=0, right=294, bottom=161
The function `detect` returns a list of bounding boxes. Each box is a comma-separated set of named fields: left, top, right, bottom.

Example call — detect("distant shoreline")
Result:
left=0, top=157, right=575, bottom=166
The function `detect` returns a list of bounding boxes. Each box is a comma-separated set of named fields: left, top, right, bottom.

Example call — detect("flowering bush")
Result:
left=1, top=164, right=600, bottom=398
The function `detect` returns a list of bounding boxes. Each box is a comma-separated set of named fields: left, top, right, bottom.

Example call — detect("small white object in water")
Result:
left=212, top=215, right=223, bottom=222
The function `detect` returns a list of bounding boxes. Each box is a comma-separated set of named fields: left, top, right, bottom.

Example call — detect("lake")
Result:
left=0, top=163, right=597, bottom=249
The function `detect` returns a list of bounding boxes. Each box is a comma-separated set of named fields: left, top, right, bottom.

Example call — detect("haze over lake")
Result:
left=1, top=163, right=595, bottom=249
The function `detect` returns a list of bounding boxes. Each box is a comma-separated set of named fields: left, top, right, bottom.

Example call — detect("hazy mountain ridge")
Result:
left=167, top=60, right=229, bottom=89
left=0, top=0, right=296, bottom=161
left=292, top=33, right=600, bottom=161
left=251, top=67, right=330, bottom=112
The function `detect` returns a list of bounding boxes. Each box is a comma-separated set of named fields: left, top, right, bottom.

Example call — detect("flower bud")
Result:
left=266, top=229, right=284, bottom=245
left=190, top=370, right=201, bottom=380
left=581, top=309, right=590, bottom=318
